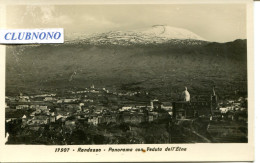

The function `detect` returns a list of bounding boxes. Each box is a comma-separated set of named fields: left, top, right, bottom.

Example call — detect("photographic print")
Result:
left=4, top=4, right=249, bottom=146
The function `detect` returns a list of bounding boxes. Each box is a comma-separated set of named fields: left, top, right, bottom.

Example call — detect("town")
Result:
left=5, top=84, right=248, bottom=144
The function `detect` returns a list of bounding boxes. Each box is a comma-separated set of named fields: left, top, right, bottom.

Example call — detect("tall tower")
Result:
left=150, top=100, right=154, bottom=110
left=210, top=86, right=218, bottom=115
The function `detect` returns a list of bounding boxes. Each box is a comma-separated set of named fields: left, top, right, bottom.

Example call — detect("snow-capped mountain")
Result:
left=140, top=25, right=205, bottom=40
left=67, top=25, right=207, bottom=45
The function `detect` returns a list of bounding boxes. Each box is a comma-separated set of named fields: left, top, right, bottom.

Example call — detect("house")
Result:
left=64, top=99, right=77, bottom=103
left=56, top=114, right=67, bottom=122
left=168, top=111, right=173, bottom=116
left=76, top=91, right=85, bottom=94
left=79, top=103, right=84, bottom=106
left=161, top=102, right=173, bottom=111
left=44, top=97, right=54, bottom=101
left=175, top=109, right=186, bottom=119
left=6, top=96, right=16, bottom=102
left=35, top=109, right=42, bottom=114
left=76, top=114, right=85, bottom=120
left=233, top=102, right=241, bottom=107
left=5, top=102, right=9, bottom=109
left=95, top=111, right=102, bottom=114
left=121, top=112, right=146, bottom=124
left=50, top=116, right=56, bottom=123
left=29, top=126, right=40, bottom=131
left=39, top=106, right=48, bottom=110
left=16, top=105, right=29, bottom=110
left=87, top=115, right=100, bottom=125
left=22, top=115, right=27, bottom=124
left=6, top=119, right=12, bottom=123
left=149, top=112, right=159, bottom=121
left=57, top=100, right=63, bottom=103
left=148, top=115, right=154, bottom=122
left=30, top=111, right=36, bottom=117
left=83, top=99, right=94, bottom=103
left=90, top=90, right=99, bottom=93
left=28, top=115, right=49, bottom=125
left=158, top=112, right=170, bottom=120
left=30, top=105, right=40, bottom=109
left=219, top=107, right=229, bottom=113
left=5, top=112, right=23, bottom=123
left=37, top=106, right=49, bottom=115
left=18, top=95, right=30, bottom=102
left=101, top=114, right=117, bottom=123
left=136, top=105, right=147, bottom=109
left=227, top=100, right=235, bottom=104
left=150, top=99, right=161, bottom=110
left=119, top=106, right=133, bottom=112
left=64, top=104, right=81, bottom=112
left=65, top=120, right=76, bottom=129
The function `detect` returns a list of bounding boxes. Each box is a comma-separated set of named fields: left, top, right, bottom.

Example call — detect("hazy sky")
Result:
left=6, top=4, right=246, bottom=42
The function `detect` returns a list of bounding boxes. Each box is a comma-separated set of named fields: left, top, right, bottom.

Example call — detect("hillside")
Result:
left=6, top=39, right=247, bottom=100
left=5, top=25, right=247, bottom=100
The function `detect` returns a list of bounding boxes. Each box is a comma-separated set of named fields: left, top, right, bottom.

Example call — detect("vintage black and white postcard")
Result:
left=0, top=0, right=254, bottom=162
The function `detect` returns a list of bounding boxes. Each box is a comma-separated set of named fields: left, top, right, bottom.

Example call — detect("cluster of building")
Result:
left=5, top=85, right=248, bottom=132
left=5, top=85, right=173, bottom=131
left=172, top=87, right=248, bottom=122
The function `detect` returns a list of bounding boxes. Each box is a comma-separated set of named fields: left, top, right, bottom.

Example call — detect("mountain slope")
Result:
left=6, top=38, right=247, bottom=99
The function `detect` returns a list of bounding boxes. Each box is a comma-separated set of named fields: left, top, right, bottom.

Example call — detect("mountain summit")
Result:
left=139, top=25, right=206, bottom=41
left=68, top=25, right=206, bottom=45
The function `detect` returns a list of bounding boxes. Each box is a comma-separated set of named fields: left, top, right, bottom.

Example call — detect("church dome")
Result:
left=181, top=87, right=190, bottom=102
